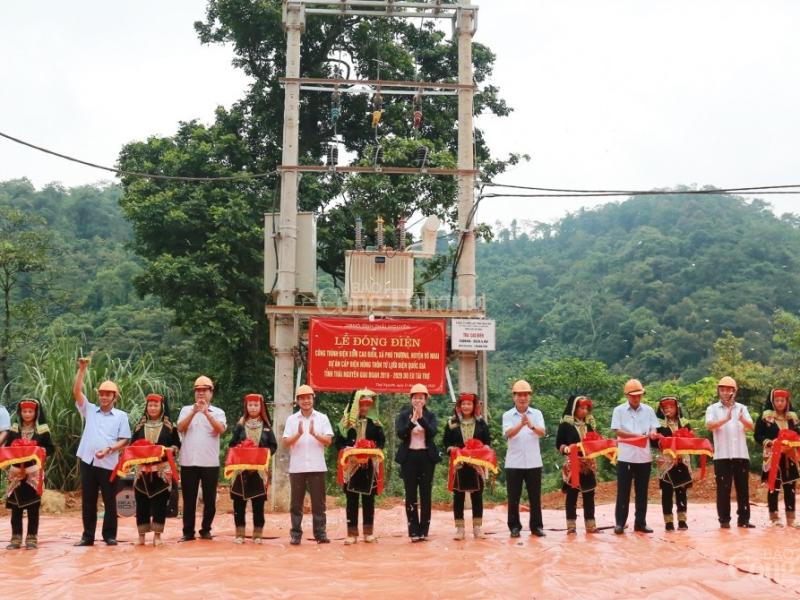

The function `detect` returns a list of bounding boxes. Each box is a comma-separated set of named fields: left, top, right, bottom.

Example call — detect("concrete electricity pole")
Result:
left=271, top=1, right=305, bottom=511
left=456, top=3, right=478, bottom=396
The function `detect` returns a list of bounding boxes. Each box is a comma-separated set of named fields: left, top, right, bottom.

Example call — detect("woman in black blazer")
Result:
left=395, top=383, right=440, bottom=541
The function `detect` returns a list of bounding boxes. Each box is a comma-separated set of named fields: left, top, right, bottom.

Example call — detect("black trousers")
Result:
left=565, top=488, right=595, bottom=520
left=80, top=461, right=117, bottom=540
left=714, top=458, right=750, bottom=525
left=401, top=450, right=435, bottom=537
left=506, top=467, right=543, bottom=531
left=660, top=481, right=688, bottom=515
left=768, top=483, right=796, bottom=513
left=289, top=472, right=327, bottom=539
left=181, top=466, right=219, bottom=537
left=615, top=461, right=651, bottom=528
left=345, top=488, right=375, bottom=534
left=135, top=489, right=169, bottom=532
left=10, top=503, right=40, bottom=537
left=233, top=495, right=266, bottom=529
left=453, top=485, right=484, bottom=520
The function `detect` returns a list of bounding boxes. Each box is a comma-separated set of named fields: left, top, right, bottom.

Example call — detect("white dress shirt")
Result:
left=611, top=402, right=659, bottom=463
left=283, top=409, right=334, bottom=473
left=178, top=404, right=227, bottom=467
left=502, top=406, right=545, bottom=469
left=0, top=405, right=9, bottom=432
left=705, top=401, right=752, bottom=460
left=76, top=397, right=132, bottom=470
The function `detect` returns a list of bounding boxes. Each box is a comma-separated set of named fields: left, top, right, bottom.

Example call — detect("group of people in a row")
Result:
left=1, top=359, right=797, bottom=549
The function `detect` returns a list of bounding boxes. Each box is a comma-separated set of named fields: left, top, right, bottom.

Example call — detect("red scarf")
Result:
left=767, top=429, right=800, bottom=492
left=567, top=432, right=617, bottom=489
left=337, top=439, right=385, bottom=494
left=224, top=439, right=271, bottom=479
left=111, top=439, right=179, bottom=483
left=658, top=427, right=713, bottom=480
left=0, top=439, right=47, bottom=495
left=447, top=438, right=498, bottom=493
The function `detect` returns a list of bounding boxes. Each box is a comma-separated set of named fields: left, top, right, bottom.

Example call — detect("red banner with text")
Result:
left=308, top=318, right=447, bottom=393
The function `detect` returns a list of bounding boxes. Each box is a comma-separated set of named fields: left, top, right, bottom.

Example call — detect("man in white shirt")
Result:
left=0, top=403, right=10, bottom=446
left=611, top=379, right=660, bottom=534
left=177, top=375, right=226, bottom=541
left=705, top=376, right=755, bottom=529
left=72, top=357, right=131, bottom=546
left=283, top=384, right=333, bottom=545
left=502, top=379, right=546, bottom=538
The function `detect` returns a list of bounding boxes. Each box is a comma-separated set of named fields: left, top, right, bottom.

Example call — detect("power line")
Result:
left=478, top=181, right=800, bottom=197
left=0, top=130, right=277, bottom=183
left=479, top=190, right=800, bottom=199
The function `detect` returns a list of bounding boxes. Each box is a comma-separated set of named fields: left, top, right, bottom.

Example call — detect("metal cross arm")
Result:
left=284, top=0, right=476, bottom=21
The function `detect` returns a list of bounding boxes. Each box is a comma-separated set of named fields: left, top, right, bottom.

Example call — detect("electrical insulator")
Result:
left=416, top=145, right=430, bottom=167
left=330, top=105, right=341, bottom=123
left=355, top=217, right=363, bottom=251
left=374, top=145, right=385, bottom=166
left=397, top=218, right=406, bottom=251
left=371, top=110, right=382, bottom=128
left=372, top=92, right=383, bottom=111
left=413, top=110, right=423, bottom=130
left=376, top=216, right=385, bottom=250
left=326, top=144, right=339, bottom=167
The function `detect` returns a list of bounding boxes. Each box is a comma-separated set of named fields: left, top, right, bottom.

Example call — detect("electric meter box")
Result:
left=264, top=212, right=317, bottom=298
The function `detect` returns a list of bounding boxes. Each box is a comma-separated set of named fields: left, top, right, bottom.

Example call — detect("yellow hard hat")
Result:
left=193, top=375, right=214, bottom=390
left=295, top=384, right=315, bottom=398
left=623, top=379, right=645, bottom=396
left=410, top=383, right=429, bottom=396
left=717, top=376, right=738, bottom=390
left=97, top=380, right=120, bottom=395
left=511, top=380, right=532, bottom=394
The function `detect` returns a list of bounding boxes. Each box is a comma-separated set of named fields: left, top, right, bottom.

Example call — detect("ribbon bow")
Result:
left=768, top=429, right=800, bottom=492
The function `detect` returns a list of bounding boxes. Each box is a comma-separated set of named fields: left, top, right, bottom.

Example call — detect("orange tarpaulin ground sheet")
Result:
left=2, top=503, right=800, bottom=599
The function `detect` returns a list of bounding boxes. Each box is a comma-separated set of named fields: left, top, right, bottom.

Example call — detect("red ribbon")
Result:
left=616, top=435, right=649, bottom=448
left=658, top=428, right=714, bottom=480
left=111, top=439, right=180, bottom=484
left=0, top=440, right=47, bottom=495
left=567, top=432, right=617, bottom=488
left=336, top=439, right=385, bottom=494
left=767, top=429, right=800, bottom=492
left=447, top=439, right=498, bottom=493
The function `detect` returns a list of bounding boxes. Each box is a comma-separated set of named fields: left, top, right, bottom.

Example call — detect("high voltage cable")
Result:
left=4, top=128, right=800, bottom=196
left=0, top=130, right=277, bottom=183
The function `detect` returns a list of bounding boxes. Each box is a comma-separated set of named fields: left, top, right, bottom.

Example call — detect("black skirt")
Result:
left=231, top=471, right=267, bottom=500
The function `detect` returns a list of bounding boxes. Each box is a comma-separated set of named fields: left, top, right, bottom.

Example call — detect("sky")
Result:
left=2, top=0, right=800, bottom=227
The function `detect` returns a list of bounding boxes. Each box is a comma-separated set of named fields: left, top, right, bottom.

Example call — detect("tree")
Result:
left=117, top=0, right=516, bottom=397
left=0, top=206, right=52, bottom=398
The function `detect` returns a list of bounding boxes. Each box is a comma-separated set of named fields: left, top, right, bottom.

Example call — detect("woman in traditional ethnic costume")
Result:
left=754, top=389, right=800, bottom=526
left=130, top=393, right=181, bottom=546
left=442, top=392, right=491, bottom=540
left=555, top=395, right=599, bottom=534
left=653, top=397, right=693, bottom=531
left=229, top=393, right=277, bottom=543
left=4, top=397, right=53, bottom=549
left=335, top=389, right=385, bottom=544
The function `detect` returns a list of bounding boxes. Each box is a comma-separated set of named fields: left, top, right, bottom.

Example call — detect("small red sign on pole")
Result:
left=307, top=318, right=447, bottom=393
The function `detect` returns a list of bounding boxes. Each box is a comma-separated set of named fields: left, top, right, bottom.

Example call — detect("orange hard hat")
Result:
left=98, top=380, right=120, bottom=395
left=623, top=379, right=645, bottom=396
left=410, top=383, right=429, bottom=396
left=295, top=384, right=315, bottom=398
left=193, top=375, right=214, bottom=390
left=717, top=376, right=738, bottom=390
left=511, top=380, right=532, bottom=394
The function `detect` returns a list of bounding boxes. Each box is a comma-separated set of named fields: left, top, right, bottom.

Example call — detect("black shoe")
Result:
left=290, top=535, right=301, bottom=545
left=104, top=538, right=118, bottom=546
left=199, top=532, right=213, bottom=540
left=510, top=528, right=521, bottom=538
left=316, top=536, right=330, bottom=544
left=74, top=537, right=94, bottom=547
left=613, top=526, right=625, bottom=535
left=567, top=527, right=577, bottom=535
left=665, top=522, right=675, bottom=532
left=720, top=523, right=731, bottom=529
left=738, top=523, right=756, bottom=529
left=178, top=535, right=196, bottom=542
left=531, top=527, right=546, bottom=538
left=678, top=521, right=688, bottom=530
left=633, top=525, right=653, bottom=534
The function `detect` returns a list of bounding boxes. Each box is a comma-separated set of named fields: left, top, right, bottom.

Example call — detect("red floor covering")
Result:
left=2, top=503, right=799, bottom=599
